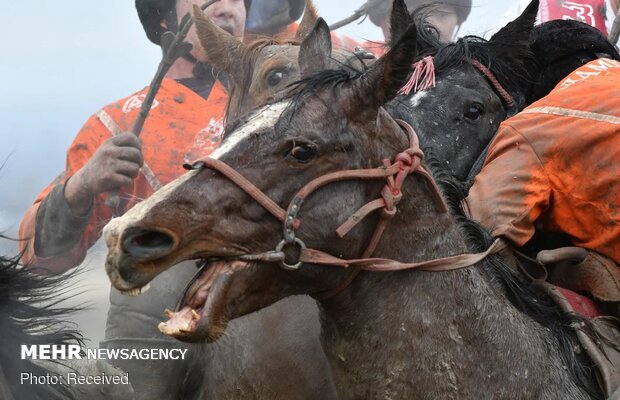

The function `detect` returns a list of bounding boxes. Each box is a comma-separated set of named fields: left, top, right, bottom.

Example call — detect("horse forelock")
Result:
left=288, top=68, right=362, bottom=104
left=421, top=35, right=531, bottom=107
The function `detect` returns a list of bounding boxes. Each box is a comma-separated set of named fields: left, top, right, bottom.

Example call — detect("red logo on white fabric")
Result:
left=184, top=118, right=225, bottom=163
left=561, top=2, right=596, bottom=26
left=122, top=95, right=160, bottom=114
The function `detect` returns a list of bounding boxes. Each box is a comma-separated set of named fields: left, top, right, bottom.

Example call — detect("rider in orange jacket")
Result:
left=18, top=1, right=247, bottom=398
left=19, top=80, right=228, bottom=272
left=19, top=0, right=242, bottom=273
left=465, top=20, right=620, bottom=304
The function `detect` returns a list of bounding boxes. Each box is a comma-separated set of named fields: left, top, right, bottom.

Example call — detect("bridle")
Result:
left=464, top=59, right=518, bottom=190
left=469, top=59, right=516, bottom=111
left=187, top=118, right=505, bottom=298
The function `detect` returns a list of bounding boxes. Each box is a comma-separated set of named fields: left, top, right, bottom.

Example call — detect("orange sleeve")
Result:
left=19, top=113, right=115, bottom=272
left=465, top=124, right=551, bottom=246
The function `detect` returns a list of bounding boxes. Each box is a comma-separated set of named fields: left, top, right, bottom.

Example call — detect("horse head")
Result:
left=104, top=21, right=426, bottom=342
left=193, top=0, right=372, bottom=122
left=395, top=0, right=539, bottom=183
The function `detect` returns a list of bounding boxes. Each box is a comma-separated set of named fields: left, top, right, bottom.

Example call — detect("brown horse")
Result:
left=193, top=0, right=374, bottom=122
left=103, top=16, right=601, bottom=400
left=162, top=3, right=372, bottom=399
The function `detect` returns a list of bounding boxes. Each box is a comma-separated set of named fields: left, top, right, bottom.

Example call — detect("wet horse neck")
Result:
left=317, top=179, right=591, bottom=399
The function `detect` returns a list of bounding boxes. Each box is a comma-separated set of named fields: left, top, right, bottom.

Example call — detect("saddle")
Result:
left=518, top=247, right=620, bottom=399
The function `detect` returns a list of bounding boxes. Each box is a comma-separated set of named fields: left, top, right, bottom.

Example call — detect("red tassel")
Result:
left=398, top=56, right=436, bottom=96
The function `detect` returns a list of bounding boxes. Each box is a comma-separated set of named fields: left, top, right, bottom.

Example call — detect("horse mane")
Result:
left=424, top=156, right=603, bottom=399
left=225, top=37, right=301, bottom=122
left=418, top=34, right=532, bottom=110
left=0, top=244, right=84, bottom=399
left=277, top=21, right=531, bottom=114
left=291, top=67, right=361, bottom=97
left=385, top=2, right=532, bottom=107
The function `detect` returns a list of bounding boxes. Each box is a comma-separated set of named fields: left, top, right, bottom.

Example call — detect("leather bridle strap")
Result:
left=301, top=238, right=506, bottom=272
left=469, top=59, right=516, bottom=110
left=197, top=157, right=300, bottom=228
left=191, top=119, right=502, bottom=297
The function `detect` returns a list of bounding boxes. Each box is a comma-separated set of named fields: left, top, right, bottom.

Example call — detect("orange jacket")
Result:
left=19, top=79, right=228, bottom=272
left=466, top=58, right=620, bottom=263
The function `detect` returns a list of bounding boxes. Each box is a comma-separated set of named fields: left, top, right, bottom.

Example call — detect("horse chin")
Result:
left=158, top=260, right=251, bottom=343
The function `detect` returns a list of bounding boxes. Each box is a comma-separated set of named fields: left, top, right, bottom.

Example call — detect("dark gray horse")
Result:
left=387, top=0, right=538, bottom=185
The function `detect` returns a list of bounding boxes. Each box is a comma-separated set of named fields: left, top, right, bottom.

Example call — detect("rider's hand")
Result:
left=64, top=132, right=143, bottom=215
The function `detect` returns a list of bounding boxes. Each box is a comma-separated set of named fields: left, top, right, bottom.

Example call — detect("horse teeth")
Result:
left=122, top=283, right=151, bottom=297
left=139, top=283, right=151, bottom=294
left=165, top=309, right=175, bottom=318
left=191, top=309, right=200, bottom=320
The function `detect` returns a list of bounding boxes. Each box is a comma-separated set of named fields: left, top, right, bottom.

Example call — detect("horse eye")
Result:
left=287, top=144, right=316, bottom=163
left=267, top=70, right=286, bottom=87
left=464, top=104, right=484, bottom=121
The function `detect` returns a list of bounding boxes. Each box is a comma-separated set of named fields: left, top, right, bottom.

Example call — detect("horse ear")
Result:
left=193, top=4, right=246, bottom=84
left=298, top=18, right=332, bottom=76
left=388, top=0, right=412, bottom=47
left=295, top=0, right=320, bottom=41
left=489, top=0, right=538, bottom=50
left=375, top=106, right=401, bottom=137
left=349, top=22, right=418, bottom=114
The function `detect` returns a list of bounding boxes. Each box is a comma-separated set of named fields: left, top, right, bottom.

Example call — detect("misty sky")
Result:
left=0, top=0, right=512, bottom=344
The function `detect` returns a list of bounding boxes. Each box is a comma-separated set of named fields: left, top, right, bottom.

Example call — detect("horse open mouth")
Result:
left=158, top=260, right=250, bottom=342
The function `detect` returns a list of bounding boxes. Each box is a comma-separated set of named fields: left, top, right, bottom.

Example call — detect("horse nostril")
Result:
left=122, top=228, right=175, bottom=261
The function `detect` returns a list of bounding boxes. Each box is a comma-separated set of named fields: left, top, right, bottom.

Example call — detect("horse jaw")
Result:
left=159, top=261, right=249, bottom=342
left=158, top=260, right=283, bottom=343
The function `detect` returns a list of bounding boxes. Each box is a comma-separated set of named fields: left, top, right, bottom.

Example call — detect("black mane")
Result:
left=0, top=246, right=84, bottom=400
left=387, top=3, right=534, bottom=110
left=281, top=22, right=532, bottom=114
left=416, top=34, right=533, bottom=110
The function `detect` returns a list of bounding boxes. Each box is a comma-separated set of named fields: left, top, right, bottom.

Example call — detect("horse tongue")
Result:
left=184, top=261, right=229, bottom=309
left=158, top=306, right=199, bottom=338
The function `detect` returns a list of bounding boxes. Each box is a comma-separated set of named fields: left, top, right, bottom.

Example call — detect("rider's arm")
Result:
left=464, top=124, right=551, bottom=246
left=19, top=114, right=117, bottom=273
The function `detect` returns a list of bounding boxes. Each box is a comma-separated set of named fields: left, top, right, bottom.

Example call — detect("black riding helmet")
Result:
left=366, top=0, right=472, bottom=26
left=526, top=19, right=620, bottom=103
left=136, top=0, right=252, bottom=45
left=246, top=0, right=305, bottom=34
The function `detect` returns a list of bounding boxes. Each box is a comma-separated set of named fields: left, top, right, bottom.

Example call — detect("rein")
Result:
left=189, top=119, right=504, bottom=297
